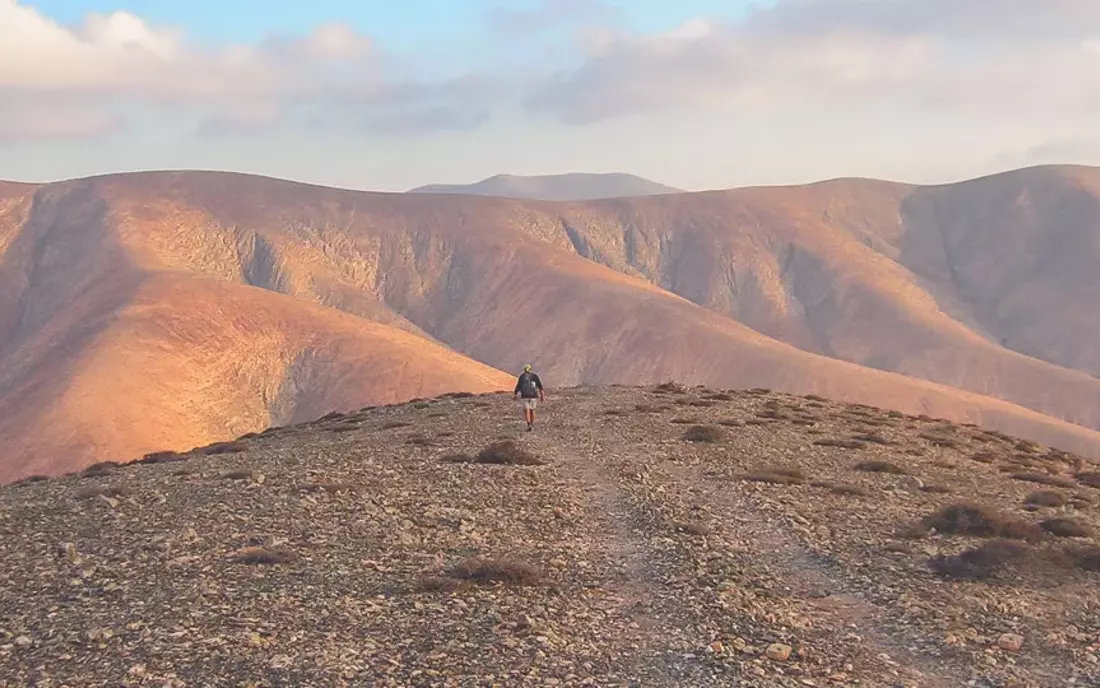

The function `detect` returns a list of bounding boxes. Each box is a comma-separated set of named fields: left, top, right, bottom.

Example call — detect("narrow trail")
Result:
left=517, top=397, right=974, bottom=686
left=655, top=453, right=974, bottom=688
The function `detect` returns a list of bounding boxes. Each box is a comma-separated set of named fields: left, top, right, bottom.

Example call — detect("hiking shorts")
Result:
left=522, top=398, right=539, bottom=410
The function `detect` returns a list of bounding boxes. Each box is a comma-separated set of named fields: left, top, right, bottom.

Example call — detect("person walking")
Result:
left=514, top=364, right=544, bottom=431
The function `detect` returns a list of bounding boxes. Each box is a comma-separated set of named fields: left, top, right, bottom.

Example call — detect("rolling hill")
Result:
left=408, top=172, right=683, bottom=200
left=3, top=166, right=1100, bottom=482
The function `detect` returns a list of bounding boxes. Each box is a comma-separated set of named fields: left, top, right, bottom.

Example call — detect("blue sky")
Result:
left=1, top=0, right=1099, bottom=191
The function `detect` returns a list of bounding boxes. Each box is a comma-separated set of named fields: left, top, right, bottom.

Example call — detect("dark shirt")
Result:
left=514, top=371, right=543, bottom=398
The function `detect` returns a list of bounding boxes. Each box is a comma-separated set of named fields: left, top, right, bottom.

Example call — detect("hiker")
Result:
left=514, top=364, right=544, bottom=431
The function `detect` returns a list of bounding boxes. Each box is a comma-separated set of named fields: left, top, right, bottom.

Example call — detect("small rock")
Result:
left=709, top=640, right=724, bottom=653
left=13, top=636, right=32, bottom=648
left=766, top=643, right=793, bottom=661
left=997, top=633, right=1024, bottom=652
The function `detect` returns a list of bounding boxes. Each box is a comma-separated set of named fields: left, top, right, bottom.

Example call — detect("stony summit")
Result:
left=2, top=385, right=1099, bottom=687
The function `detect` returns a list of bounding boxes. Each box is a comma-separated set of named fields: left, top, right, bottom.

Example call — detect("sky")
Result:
left=3, top=0, right=1100, bottom=192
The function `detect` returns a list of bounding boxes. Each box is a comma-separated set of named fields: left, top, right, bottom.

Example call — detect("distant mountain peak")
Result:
left=408, top=172, right=683, bottom=201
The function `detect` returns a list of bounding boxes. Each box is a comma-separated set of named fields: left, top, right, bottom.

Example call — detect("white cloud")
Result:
left=525, top=0, right=1100, bottom=123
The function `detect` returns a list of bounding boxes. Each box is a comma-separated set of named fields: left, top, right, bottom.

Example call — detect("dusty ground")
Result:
left=1, top=386, right=1099, bottom=687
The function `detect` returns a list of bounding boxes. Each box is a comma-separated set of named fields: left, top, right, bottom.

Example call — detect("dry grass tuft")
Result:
left=80, top=461, right=120, bottom=477
left=416, top=576, right=469, bottom=593
left=381, top=421, right=413, bottom=430
left=854, top=460, right=908, bottom=475
left=445, top=557, right=542, bottom=586
left=811, top=481, right=870, bottom=497
left=674, top=521, right=712, bottom=537
left=1009, top=472, right=1076, bottom=488
left=472, top=441, right=545, bottom=466
left=201, top=441, right=248, bottom=456
left=743, top=467, right=809, bottom=485
left=905, top=502, right=1043, bottom=541
left=1040, top=518, right=1093, bottom=538
left=230, top=546, right=295, bottom=565
left=138, top=450, right=184, bottom=465
left=682, top=425, right=724, bottom=444
left=851, top=434, right=892, bottom=445
left=814, top=438, right=866, bottom=449
left=717, top=419, right=742, bottom=427
left=1025, top=491, right=1067, bottom=508
left=928, top=540, right=1030, bottom=580
left=654, top=382, right=686, bottom=395
left=969, top=451, right=998, bottom=464
left=1076, top=472, right=1100, bottom=489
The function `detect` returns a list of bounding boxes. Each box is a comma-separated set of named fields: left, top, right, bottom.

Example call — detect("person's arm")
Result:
left=535, top=374, right=545, bottom=400
left=513, top=376, right=522, bottom=398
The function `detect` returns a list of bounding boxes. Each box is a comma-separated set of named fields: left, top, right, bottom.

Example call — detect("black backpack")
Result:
left=519, top=372, right=539, bottom=397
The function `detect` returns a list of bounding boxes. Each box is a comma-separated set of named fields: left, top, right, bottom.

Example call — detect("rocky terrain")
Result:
left=3, top=386, right=1099, bottom=687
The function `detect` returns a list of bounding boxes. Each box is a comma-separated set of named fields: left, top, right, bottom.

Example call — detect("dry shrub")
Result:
left=928, top=540, right=1030, bottom=580
left=969, top=451, right=998, bottom=464
left=717, top=419, right=742, bottom=427
left=756, top=410, right=789, bottom=420
left=1009, top=472, right=1076, bottom=488
left=441, top=453, right=475, bottom=464
left=804, top=394, right=828, bottom=402
left=811, top=481, right=870, bottom=497
left=221, top=469, right=256, bottom=481
left=75, top=484, right=131, bottom=500
left=920, top=434, right=959, bottom=448
left=445, top=557, right=542, bottom=586
left=230, top=546, right=295, bottom=565
left=331, top=423, right=360, bottom=433
left=654, top=382, right=686, bottom=395
left=412, top=402, right=432, bottom=410
left=416, top=576, right=469, bottom=593
left=854, top=460, right=908, bottom=475
left=743, top=467, right=809, bottom=485
left=1040, top=518, right=1093, bottom=538
left=674, top=521, right=712, bottom=537
left=202, top=441, right=248, bottom=456
left=1015, top=440, right=1041, bottom=454
left=706, top=393, right=735, bottom=402
left=426, top=412, right=447, bottom=419
left=1067, top=544, right=1100, bottom=571
left=887, top=410, right=905, bottom=419
left=473, top=441, right=544, bottom=466
left=1076, top=472, right=1100, bottom=489
left=603, top=409, right=625, bottom=416
left=689, top=400, right=718, bottom=408
left=852, top=434, right=892, bottom=445
left=81, top=461, right=119, bottom=477
left=440, top=391, right=475, bottom=400
left=682, top=425, right=724, bottom=443
left=814, top=438, right=866, bottom=449
left=406, top=435, right=433, bottom=447
left=906, top=503, right=1043, bottom=541
left=138, top=450, right=184, bottom=465
left=1025, top=491, right=1067, bottom=508
left=381, top=421, right=412, bottom=430
left=746, top=388, right=772, bottom=395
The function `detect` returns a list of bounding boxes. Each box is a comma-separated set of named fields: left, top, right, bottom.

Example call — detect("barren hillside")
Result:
left=4, top=167, right=1100, bottom=483
left=408, top=172, right=682, bottom=200
left=2, top=386, right=1098, bottom=686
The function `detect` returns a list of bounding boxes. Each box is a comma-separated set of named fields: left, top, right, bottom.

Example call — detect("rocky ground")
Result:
left=2, top=385, right=1099, bottom=687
